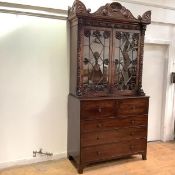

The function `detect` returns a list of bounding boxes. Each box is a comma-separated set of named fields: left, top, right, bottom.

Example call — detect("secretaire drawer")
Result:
left=81, top=126, right=147, bottom=147
left=81, top=138, right=147, bottom=163
left=81, top=100, right=115, bottom=119
left=81, top=115, right=148, bottom=133
left=118, top=98, right=149, bottom=116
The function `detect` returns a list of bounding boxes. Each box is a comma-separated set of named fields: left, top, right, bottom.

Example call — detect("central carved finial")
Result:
left=110, top=2, right=122, bottom=11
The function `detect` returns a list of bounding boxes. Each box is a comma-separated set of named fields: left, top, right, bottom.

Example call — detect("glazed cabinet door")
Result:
left=81, top=27, right=112, bottom=96
left=111, top=29, right=140, bottom=96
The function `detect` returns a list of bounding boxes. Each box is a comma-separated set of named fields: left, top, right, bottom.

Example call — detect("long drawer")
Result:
left=118, top=98, right=149, bottom=116
left=81, top=115, right=148, bottom=133
left=81, top=126, right=147, bottom=147
left=81, top=138, right=147, bottom=163
left=81, top=100, right=115, bottom=119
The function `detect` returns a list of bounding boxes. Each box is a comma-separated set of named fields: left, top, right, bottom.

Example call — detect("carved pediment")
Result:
left=92, top=2, right=137, bottom=21
left=68, top=0, right=151, bottom=24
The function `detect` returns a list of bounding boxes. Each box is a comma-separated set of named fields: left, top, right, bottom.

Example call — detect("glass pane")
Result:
left=83, top=29, right=110, bottom=91
left=114, top=31, right=139, bottom=90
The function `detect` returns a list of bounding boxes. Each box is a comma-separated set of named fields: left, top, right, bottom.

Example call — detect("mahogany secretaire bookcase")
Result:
left=67, top=0, right=151, bottom=173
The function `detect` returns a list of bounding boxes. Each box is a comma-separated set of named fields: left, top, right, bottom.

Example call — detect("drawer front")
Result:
left=118, top=98, right=149, bottom=116
left=81, top=139, right=147, bottom=163
left=81, top=100, right=115, bottom=119
left=81, top=127, right=147, bottom=147
left=81, top=115, right=148, bottom=133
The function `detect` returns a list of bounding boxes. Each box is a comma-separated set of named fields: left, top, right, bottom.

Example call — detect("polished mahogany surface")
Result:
left=68, top=0, right=151, bottom=173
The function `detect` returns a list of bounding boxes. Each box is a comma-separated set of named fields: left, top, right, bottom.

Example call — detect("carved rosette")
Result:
left=90, top=2, right=138, bottom=21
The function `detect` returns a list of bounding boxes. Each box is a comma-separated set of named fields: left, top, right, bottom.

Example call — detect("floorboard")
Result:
left=1, top=141, right=175, bottom=175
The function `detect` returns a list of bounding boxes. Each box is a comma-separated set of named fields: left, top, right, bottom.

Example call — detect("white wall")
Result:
left=2, top=0, right=175, bottom=10
left=143, top=44, right=167, bottom=141
left=0, top=14, right=68, bottom=165
left=0, top=0, right=175, bottom=168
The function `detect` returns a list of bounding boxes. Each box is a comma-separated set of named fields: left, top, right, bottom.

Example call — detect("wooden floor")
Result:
left=1, top=141, right=175, bottom=175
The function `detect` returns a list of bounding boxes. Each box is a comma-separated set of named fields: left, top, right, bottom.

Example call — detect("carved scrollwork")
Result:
left=141, top=10, right=151, bottom=23
left=92, top=2, right=137, bottom=21
left=68, top=0, right=89, bottom=19
left=69, top=0, right=151, bottom=25
left=68, top=0, right=144, bottom=22
left=138, top=10, right=151, bottom=24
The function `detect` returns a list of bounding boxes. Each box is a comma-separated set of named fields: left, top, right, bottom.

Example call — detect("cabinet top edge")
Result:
left=69, top=94, right=150, bottom=101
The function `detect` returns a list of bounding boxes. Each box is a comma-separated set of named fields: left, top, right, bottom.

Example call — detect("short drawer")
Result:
left=118, top=98, right=149, bottom=116
left=81, top=115, right=148, bottom=133
left=81, top=139, right=147, bottom=163
left=81, top=100, right=115, bottom=119
left=81, top=127, right=147, bottom=147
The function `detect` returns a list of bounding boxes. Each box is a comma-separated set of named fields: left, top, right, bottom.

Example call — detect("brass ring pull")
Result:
left=131, top=120, right=135, bottom=125
left=96, top=136, right=100, bottom=140
left=96, top=136, right=103, bottom=140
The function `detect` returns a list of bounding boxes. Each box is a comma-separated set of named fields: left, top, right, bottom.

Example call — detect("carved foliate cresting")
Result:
left=68, top=0, right=151, bottom=24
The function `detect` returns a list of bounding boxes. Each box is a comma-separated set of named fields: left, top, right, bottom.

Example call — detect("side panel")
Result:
left=67, top=95, right=80, bottom=165
left=69, top=21, right=78, bottom=95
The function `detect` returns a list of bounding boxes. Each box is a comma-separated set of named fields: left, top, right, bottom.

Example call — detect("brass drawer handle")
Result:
left=96, top=136, right=103, bottom=140
left=97, top=123, right=102, bottom=128
left=131, top=120, right=135, bottom=125
left=130, top=132, right=134, bottom=136
left=96, top=151, right=101, bottom=156
left=114, top=128, right=119, bottom=131
left=130, top=145, right=135, bottom=150
left=98, top=107, right=102, bottom=113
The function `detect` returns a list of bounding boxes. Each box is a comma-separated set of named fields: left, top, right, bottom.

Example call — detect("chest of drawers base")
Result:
left=68, top=95, right=149, bottom=174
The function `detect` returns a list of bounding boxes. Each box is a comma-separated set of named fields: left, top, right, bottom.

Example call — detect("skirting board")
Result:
left=0, top=152, right=67, bottom=170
